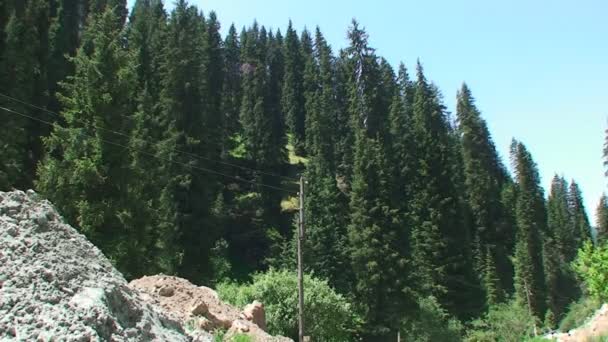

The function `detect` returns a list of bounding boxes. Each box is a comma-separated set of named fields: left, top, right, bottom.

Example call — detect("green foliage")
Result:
left=217, top=269, right=356, bottom=341
left=464, top=300, right=538, bottom=342
left=510, top=140, right=547, bottom=319
left=559, top=297, right=601, bottom=332
left=574, top=241, right=608, bottom=302
left=230, top=334, right=252, bottom=342
left=400, top=296, right=463, bottom=342
left=597, top=194, right=608, bottom=244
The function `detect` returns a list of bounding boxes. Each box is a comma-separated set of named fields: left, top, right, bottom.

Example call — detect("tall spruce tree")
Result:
left=156, top=0, right=219, bottom=283
left=282, top=21, right=306, bottom=155
left=568, top=181, right=592, bottom=254
left=456, top=83, right=513, bottom=304
left=596, top=194, right=608, bottom=244
left=302, top=28, right=350, bottom=292
left=408, top=62, right=480, bottom=319
left=48, top=0, right=82, bottom=114
left=0, top=0, right=51, bottom=190
left=220, top=23, right=241, bottom=156
left=510, top=139, right=547, bottom=320
left=123, top=0, right=172, bottom=275
left=345, top=21, right=416, bottom=339
left=36, top=5, right=138, bottom=274
left=545, top=175, right=579, bottom=323
left=237, top=23, right=287, bottom=268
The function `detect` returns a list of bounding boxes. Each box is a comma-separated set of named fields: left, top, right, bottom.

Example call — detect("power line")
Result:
left=0, top=92, right=299, bottom=182
left=0, top=105, right=297, bottom=194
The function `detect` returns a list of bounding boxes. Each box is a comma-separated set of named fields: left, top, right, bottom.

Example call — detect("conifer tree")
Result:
left=407, top=62, right=480, bottom=319
left=156, top=0, right=219, bottom=282
left=545, top=175, right=573, bottom=321
left=220, top=23, right=241, bottom=155
left=510, top=139, right=547, bottom=319
left=282, top=21, right=306, bottom=154
left=238, top=23, right=287, bottom=267
left=345, top=20, right=412, bottom=338
left=456, top=83, right=513, bottom=302
left=303, top=28, right=350, bottom=292
left=124, top=0, right=171, bottom=275
left=0, top=0, right=52, bottom=190
left=596, top=194, right=608, bottom=244
left=568, top=181, right=592, bottom=253
left=388, top=63, right=415, bottom=207
left=36, top=5, right=137, bottom=274
left=48, top=0, right=82, bottom=113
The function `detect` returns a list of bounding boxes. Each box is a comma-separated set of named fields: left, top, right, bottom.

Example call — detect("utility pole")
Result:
left=298, top=176, right=305, bottom=342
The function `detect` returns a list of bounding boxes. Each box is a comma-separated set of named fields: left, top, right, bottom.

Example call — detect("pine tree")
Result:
left=0, top=0, right=52, bottom=190
left=568, top=181, right=592, bottom=254
left=345, top=20, right=412, bottom=338
left=302, top=28, right=350, bottom=292
left=281, top=21, right=306, bottom=155
left=510, top=139, right=547, bottom=320
left=596, top=194, right=608, bottom=244
left=544, top=175, right=574, bottom=321
left=36, top=5, right=137, bottom=273
left=48, top=0, right=82, bottom=113
left=156, top=1, right=219, bottom=283
left=456, top=83, right=513, bottom=302
left=220, top=23, right=241, bottom=156
left=407, top=62, right=480, bottom=319
left=237, top=23, right=287, bottom=268
left=123, top=0, right=171, bottom=275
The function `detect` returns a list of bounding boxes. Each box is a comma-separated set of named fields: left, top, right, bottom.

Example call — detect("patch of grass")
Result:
left=236, top=192, right=259, bottom=203
left=230, top=334, right=253, bottom=342
left=524, top=337, right=551, bottom=342
left=287, top=142, right=308, bottom=165
left=280, top=196, right=298, bottom=212
left=229, top=134, right=247, bottom=159
left=213, top=328, right=227, bottom=342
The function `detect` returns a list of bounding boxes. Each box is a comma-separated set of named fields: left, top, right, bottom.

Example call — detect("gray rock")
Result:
left=0, top=190, right=191, bottom=341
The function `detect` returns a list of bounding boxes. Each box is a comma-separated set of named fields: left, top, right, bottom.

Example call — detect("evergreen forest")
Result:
left=1, top=0, right=607, bottom=340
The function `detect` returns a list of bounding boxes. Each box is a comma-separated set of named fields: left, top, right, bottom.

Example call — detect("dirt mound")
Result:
left=129, top=275, right=292, bottom=341
left=0, top=190, right=191, bottom=341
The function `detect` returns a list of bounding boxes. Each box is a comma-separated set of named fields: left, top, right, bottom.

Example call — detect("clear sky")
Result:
left=127, top=0, right=608, bottom=221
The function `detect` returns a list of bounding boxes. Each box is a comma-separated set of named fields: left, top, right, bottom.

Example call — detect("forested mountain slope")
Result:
left=0, top=0, right=602, bottom=340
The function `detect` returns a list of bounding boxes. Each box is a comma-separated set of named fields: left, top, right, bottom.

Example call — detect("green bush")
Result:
left=400, top=296, right=463, bottom=342
left=464, top=300, right=538, bottom=342
left=217, top=269, right=357, bottom=341
left=559, top=297, right=601, bottom=332
left=573, top=241, right=608, bottom=302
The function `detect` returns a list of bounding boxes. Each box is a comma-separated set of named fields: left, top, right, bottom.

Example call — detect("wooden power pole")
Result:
left=298, top=176, right=305, bottom=342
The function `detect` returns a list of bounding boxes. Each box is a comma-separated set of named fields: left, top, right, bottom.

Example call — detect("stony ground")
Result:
left=129, top=275, right=291, bottom=342
left=0, top=190, right=191, bottom=341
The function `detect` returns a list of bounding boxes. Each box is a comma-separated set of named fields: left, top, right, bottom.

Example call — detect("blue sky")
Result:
left=127, top=0, right=608, bottom=220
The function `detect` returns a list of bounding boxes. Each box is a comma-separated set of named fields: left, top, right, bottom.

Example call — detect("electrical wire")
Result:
left=0, top=105, right=298, bottom=194
left=0, top=92, right=299, bottom=182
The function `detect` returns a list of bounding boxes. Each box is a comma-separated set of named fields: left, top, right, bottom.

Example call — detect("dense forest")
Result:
left=1, top=0, right=607, bottom=340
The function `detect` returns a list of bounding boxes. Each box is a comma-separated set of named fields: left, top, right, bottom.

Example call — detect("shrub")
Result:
left=217, top=269, right=356, bottom=341
left=559, top=297, right=601, bottom=332
left=573, top=241, right=608, bottom=302
left=400, top=296, right=463, bottom=342
left=464, top=300, right=538, bottom=342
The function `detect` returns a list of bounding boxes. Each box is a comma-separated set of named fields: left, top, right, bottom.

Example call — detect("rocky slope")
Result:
left=0, top=190, right=291, bottom=341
